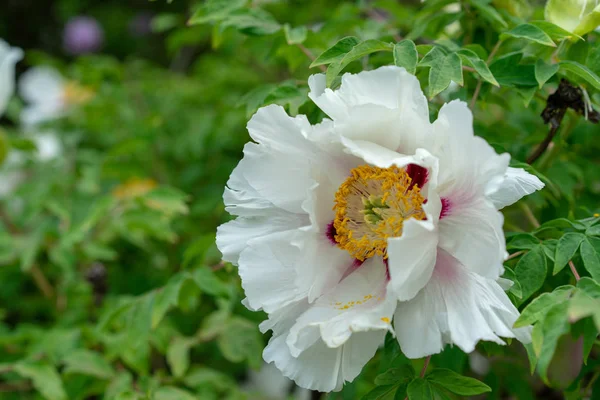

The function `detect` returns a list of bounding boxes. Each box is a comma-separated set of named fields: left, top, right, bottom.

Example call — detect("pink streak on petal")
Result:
left=440, top=198, right=452, bottom=219
left=326, top=221, right=337, bottom=245
left=432, top=249, right=460, bottom=282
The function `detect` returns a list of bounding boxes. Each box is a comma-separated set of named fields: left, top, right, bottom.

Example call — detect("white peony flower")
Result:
left=19, top=66, right=93, bottom=128
left=217, top=66, right=543, bottom=392
left=545, top=0, right=600, bottom=36
left=244, top=362, right=310, bottom=400
left=0, top=39, right=23, bottom=117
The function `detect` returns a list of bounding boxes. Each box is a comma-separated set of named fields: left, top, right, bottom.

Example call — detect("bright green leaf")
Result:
left=326, top=40, right=394, bottom=86
left=535, top=59, right=559, bottom=88
left=427, top=52, right=463, bottom=98
left=559, top=60, right=600, bottom=91
left=167, top=337, right=197, bottom=378
left=393, top=40, right=418, bottom=75
left=154, top=386, right=198, bottom=400
left=15, top=361, right=67, bottom=400
left=514, top=286, right=573, bottom=327
left=536, top=301, right=571, bottom=383
left=62, top=349, right=114, bottom=379
left=530, top=20, right=583, bottom=42
left=283, top=24, right=307, bottom=45
left=457, top=49, right=499, bottom=86
left=580, top=238, right=600, bottom=281
left=501, top=24, right=556, bottom=47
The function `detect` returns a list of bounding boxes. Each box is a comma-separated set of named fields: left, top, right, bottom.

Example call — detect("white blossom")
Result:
left=217, top=66, right=543, bottom=392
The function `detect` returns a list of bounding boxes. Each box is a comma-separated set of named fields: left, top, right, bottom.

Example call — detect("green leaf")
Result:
left=515, top=245, right=548, bottom=302
left=375, top=364, right=416, bottom=385
left=198, top=308, right=230, bottom=341
left=580, top=238, right=600, bottom=281
left=419, top=47, right=446, bottom=67
left=152, top=273, right=188, bottom=328
left=283, top=24, right=307, bottom=45
left=310, top=36, right=360, bottom=67
left=503, top=266, right=523, bottom=298
left=507, top=233, right=540, bottom=250
left=426, top=368, right=491, bottom=395
left=219, top=8, right=281, bottom=36
left=154, top=386, right=198, bottom=400
left=191, top=265, right=229, bottom=297
left=536, top=301, right=571, bottom=383
left=514, top=286, right=573, bottom=328
left=586, top=224, right=600, bottom=236
left=188, top=0, right=247, bottom=24
left=489, top=53, right=537, bottom=87
left=427, top=52, right=463, bottom=98
left=326, top=40, right=394, bottom=86
left=362, top=385, right=400, bottom=400
left=62, top=349, right=114, bottom=379
left=501, top=24, right=556, bottom=47
left=457, top=49, right=499, bottom=86
left=559, top=61, right=600, bottom=91
left=569, top=291, right=600, bottom=331
left=535, top=59, right=559, bottom=88
left=530, top=20, right=583, bottom=42
left=470, top=0, right=508, bottom=29
left=217, top=317, right=263, bottom=368
left=15, top=361, right=67, bottom=400
left=167, top=337, right=197, bottom=378
left=582, top=318, right=597, bottom=364
left=554, top=233, right=585, bottom=274
left=577, top=277, right=600, bottom=298
left=393, top=40, right=418, bottom=75
left=407, top=378, right=433, bottom=400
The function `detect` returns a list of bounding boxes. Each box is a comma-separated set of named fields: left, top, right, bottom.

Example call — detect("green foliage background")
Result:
left=1, top=0, right=600, bottom=399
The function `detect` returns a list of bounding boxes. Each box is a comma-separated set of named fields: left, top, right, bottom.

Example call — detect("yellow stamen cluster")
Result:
left=333, top=165, right=426, bottom=261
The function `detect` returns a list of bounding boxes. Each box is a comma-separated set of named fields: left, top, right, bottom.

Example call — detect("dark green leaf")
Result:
left=362, top=385, right=399, bottom=400
left=310, top=36, right=360, bottom=67
left=470, top=0, right=508, bottom=29
left=427, top=368, right=491, bottom=395
left=489, top=53, right=537, bottom=87
left=554, top=233, right=585, bottom=275
left=515, top=245, right=548, bottom=302
left=375, top=364, right=416, bottom=386
left=326, top=40, right=394, bottom=86
left=393, top=40, right=418, bottom=75
left=407, top=378, right=432, bottom=400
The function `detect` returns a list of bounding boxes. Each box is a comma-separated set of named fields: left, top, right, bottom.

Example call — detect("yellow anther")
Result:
left=381, top=317, right=390, bottom=323
left=332, top=165, right=426, bottom=261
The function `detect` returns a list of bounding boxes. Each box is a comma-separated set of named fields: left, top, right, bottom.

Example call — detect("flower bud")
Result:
left=545, top=0, right=600, bottom=36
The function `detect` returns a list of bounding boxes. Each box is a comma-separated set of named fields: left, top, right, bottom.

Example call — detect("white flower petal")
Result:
left=287, top=258, right=394, bottom=353
left=438, top=197, right=506, bottom=279
left=487, top=167, right=545, bottom=209
left=395, top=249, right=530, bottom=359
left=237, top=233, right=307, bottom=313
left=432, top=101, right=509, bottom=199
left=262, top=300, right=385, bottom=392
left=31, top=131, right=62, bottom=161
left=0, top=39, right=23, bottom=117
left=216, top=209, right=307, bottom=264
left=388, top=218, right=439, bottom=302
left=308, top=66, right=428, bottom=122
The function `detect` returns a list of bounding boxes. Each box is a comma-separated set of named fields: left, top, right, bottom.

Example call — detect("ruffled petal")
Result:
left=309, top=67, right=432, bottom=155
left=395, top=249, right=530, bottom=359
left=0, top=40, right=23, bottom=117
left=487, top=167, right=545, bottom=209
left=308, top=66, right=428, bottom=122
left=388, top=218, right=439, bottom=302
left=438, top=197, right=506, bottom=279
left=216, top=208, right=307, bottom=264
left=262, top=299, right=385, bottom=392
left=432, top=101, right=509, bottom=200
left=237, top=232, right=307, bottom=313
left=287, top=257, right=395, bottom=353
